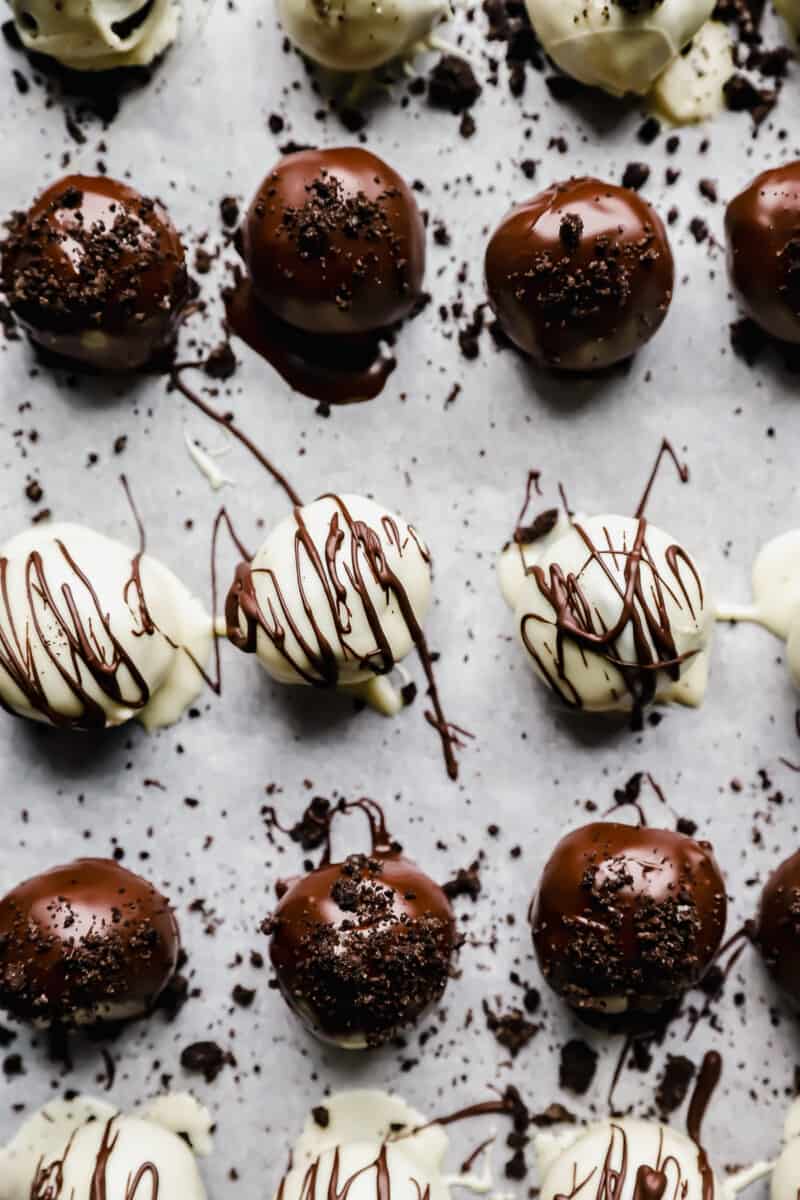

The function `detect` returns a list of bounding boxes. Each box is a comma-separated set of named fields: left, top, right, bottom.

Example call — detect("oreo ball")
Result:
left=263, top=852, right=455, bottom=1047
left=0, top=858, right=180, bottom=1026
left=755, top=848, right=800, bottom=1003
left=485, top=177, right=674, bottom=370
left=726, top=162, right=800, bottom=343
left=2, top=174, right=189, bottom=370
left=240, top=147, right=426, bottom=336
left=530, top=822, right=726, bottom=1019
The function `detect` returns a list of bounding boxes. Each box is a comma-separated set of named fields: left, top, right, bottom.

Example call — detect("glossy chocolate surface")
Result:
left=0, top=857, right=179, bottom=1025
left=756, top=848, right=800, bottom=1002
left=726, top=162, right=800, bottom=344
left=240, top=147, right=426, bottom=337
left=2, top=174, right=188, bottom=370
left=531, top=822, right=726, bottom=1015
left=266, top=852, right=455, bottom=1046
left=485, top=177, right=674, bottom=371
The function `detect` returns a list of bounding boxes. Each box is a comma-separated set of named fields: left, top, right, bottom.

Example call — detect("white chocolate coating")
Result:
left=772, top=1099, right=800, bottom=1200
left=0, top=1093, right=210, bottom=1200
left=717, top=528, right=800, bottom=689
left=278, top=0, right=451, bottom=70
left=536, top=1118, right=717, bottom=1200
left=277, top=1091, right=450, bottom=1200
left=651, top=20, right=733, bottom=123
left=499, top=513, right=714, bottom=712
left=0, top=522, right=212, bottom=731
left=10, top=0, right=179, bottom=71
left=524, top=0, right=714, bottom=96
left=228, top=494, right=432, bottom=709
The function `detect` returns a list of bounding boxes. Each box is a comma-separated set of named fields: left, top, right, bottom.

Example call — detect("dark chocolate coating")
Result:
left=2, top=174, right=189, bottom=370
left=240, top=147, right=426, bottom=336
left=530, top=823, right=726, bottom=1015
left=756, top=848, right=800, bottom=1002
left=0, top=858, right=179, bottom=1025
left=265, top=853, right=455, bottom=1046
left=726, top=162, right=800, bottom=343
left=484, top=177, right=674, bottom=370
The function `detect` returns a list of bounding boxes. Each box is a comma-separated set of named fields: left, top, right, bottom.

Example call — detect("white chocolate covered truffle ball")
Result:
left=226, top=494, right=432, bottom=711
left=499, top=512, right=714, bottom=713
left=0, top=1093, right=210, bottom=1200
left=277, top=1091, right=450, bottom=1200
left=9, top=0, right=179, bottom=71
left=537, top=1118, right=718, bottom=1200
left=0, top=522, right=211, bottom=731
left=524, top=0, right=715, bottom=96
left=278, top=0, right=450, bottom=70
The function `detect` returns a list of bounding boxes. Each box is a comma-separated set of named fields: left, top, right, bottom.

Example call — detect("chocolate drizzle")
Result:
left=0, top=535, right=154, bottom=729
left=686, top=1052, right=722, bottom=1200
left=521, top=516, right=703, bottom=712
left=29, top=1116, right=160, bottom=1199
left=514, top=440, right=699, bottom=717
left=226, top=493, right=463, bottom=780
left=548, top=1120, right=709, bottom=1200
left=277, top=1145, right=394, bottom=1200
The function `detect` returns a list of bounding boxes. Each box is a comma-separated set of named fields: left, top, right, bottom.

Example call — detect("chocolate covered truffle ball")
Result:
left=240, top=147, right=426, bottom=336
left=485, top=178, right=674, bottom=371
left=264, top=852, right=455, bottom=1047
left=531, top=823, right=726, bottom=1019
left=2, top=175, right=189, bottom=370
left=726, top=163, right=800, bottom=344
left=0, top=858, right=180, bottom=1026
left=755, top=849, right=800, bottom=1003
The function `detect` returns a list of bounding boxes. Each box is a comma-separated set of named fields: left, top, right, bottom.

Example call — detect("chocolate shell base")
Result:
left=755, top=847, right=800, bottom=1004
left=265, top=853, right=455, bottom=1047
left=726, top=162, right=800, bottom=345
left=0, top=858, right=180, bottom=1026
left=1, top=174, right=188, bottom=372
left=485, top=177, right=674, bottom=371
left=530, top=822, right=726, bottom=1016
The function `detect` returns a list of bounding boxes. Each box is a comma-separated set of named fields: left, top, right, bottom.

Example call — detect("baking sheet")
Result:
left=0, top=0, right=799, bottom=1193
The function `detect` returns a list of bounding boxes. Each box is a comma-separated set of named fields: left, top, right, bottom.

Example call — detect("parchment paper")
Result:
left=0, top=0, right=798, bottom=1193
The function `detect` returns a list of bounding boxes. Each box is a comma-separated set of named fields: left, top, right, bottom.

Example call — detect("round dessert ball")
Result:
left=264, top=852, right=455, bottom=1047
left=726, top=162, right=800, bottom=344
left=2, top=174, right=189, bottom=370
left=226, top=493, right=432, bottom=692
left=485, top=177, right=674, bottom=371
left=530, top=823, right=727, bottom=1018
left=755, top=849, right=800, bottom=1003
left=523, top=0, right=715, bottom=97
left=240, top=148, right=426, bottom=337
left=9, top=0, right=178, bottom=71
left=278, top=0, right=450, bottom=71
left=0, top=858, right=180, bottom=1026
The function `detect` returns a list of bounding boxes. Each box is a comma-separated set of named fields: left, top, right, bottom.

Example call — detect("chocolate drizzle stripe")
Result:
left=29, top=1116, right=161, bottom=1199
left=520, top=516, right=700, bottom=713
left=0, top=541, right=153, bottom=730
left=170, top=368, right=303, bottom=507
left=226, top=494, right=462, bottom=779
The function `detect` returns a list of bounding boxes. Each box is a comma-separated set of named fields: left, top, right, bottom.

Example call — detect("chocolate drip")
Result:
left=170, top=368, right=303, bottom=507
left=226, top=494, right=462, bottom=780
left=634, top=441, right=689, bottom=521
left=225, top=276, right=397, bottom=406
left=521, top=516, right=702, bottom=713
left=686, top=1051, right=721, bottom=1200
left=29, top=1116, right=160, bottom=1199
